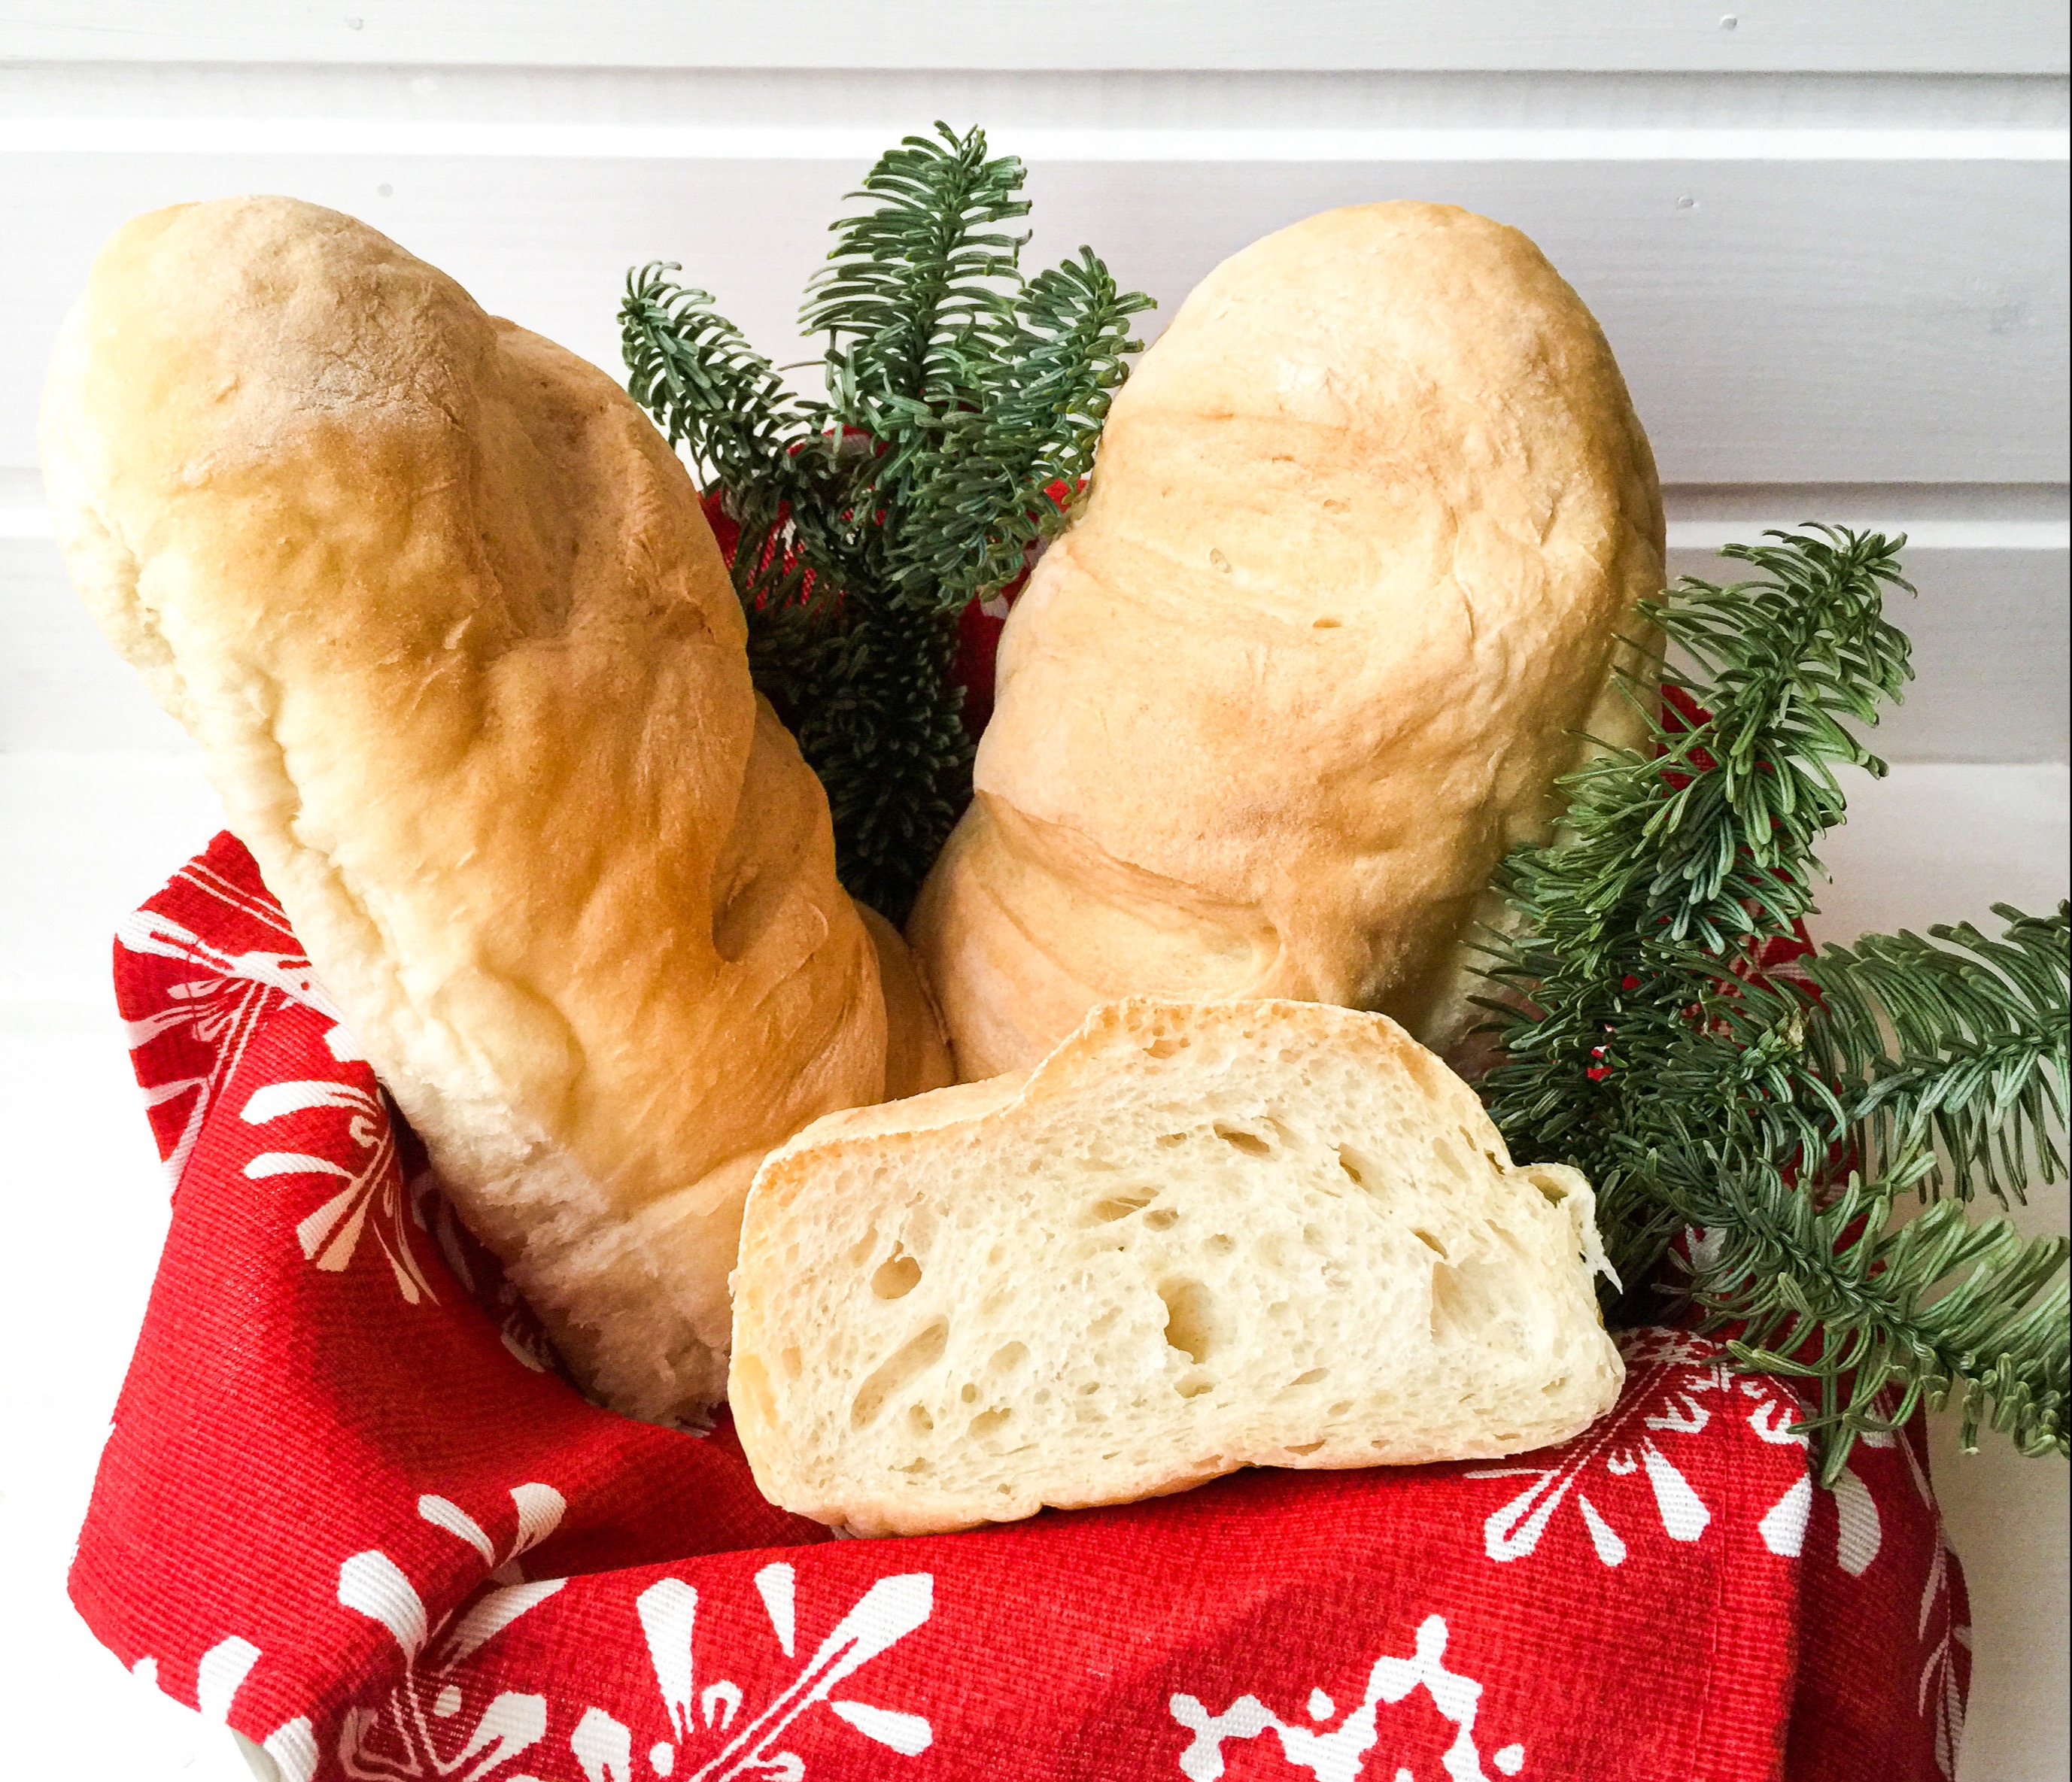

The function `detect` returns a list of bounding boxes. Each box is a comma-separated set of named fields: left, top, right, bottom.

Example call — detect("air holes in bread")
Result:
left=850, top=1317, right=949, bottom=1430
left=1429, top=1259, right=1503, bottom=1344
left=845, top=1228, right=878, bottom=1267
left=1311, top=616, right=1341, bottom=630
left=1159, top=1278, right=1219, bottom=1365
left=1208, top=548, right=1232, bottom=572
left=1089, top=1192, right=1154, bottom=1225
left=733, top=1000, right=1628, bottom=1532
left=871, top=1246, right=922, bottom=1299
left=1213, top=1123, right=1271, bottom=1158
left=1146, top=1037, right=1189, bottom=1060
left=779, top=1346, right=802, bottom=1380
left=1526, top=1167, right=1572, bottom=1206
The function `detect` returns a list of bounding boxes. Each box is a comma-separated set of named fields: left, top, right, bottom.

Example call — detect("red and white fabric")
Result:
left=70, top=833, right=1970, bottom=1781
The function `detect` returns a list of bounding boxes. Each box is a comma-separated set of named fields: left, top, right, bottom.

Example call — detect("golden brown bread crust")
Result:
left=41, top=196, right=949, bottom=1422
left=908, top=202, right=1664, bottom=1080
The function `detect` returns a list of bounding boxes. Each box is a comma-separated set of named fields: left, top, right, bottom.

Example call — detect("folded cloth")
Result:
left=71, top=833, right=1969, bottom=1782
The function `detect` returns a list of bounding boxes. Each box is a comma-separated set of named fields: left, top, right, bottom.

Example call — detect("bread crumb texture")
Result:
left=732, top=998, right=1624, bottom=1535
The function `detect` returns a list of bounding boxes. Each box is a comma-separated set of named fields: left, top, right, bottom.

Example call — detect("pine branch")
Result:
left=621, top=124, right=1149, bottom=921
left=802, top=121, right=1029, bottom=414
left=1478, top=528, right=2070, bottom=1477
left=1481, top=527, right=1918, bottom=1281
left=1797, top=905, right=2070, bottom=1207
left=883, top=247, right=1153, bottom=609
left=1671, top=1155, right=2068, bottom=1483
left=783, top=591, right=976, bottom=919
left=621, top=264, right=811, bottom=499
left=1601, top=918, right=2069, bottom=1478
left=621, top=264, right=855, bottom=708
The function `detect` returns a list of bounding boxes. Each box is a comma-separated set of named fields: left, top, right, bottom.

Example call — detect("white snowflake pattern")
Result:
left=1885, top=1425, right=1972, bottom=1777
left=117, top=881, right=346, bottom=1189
left=328, top=1480, right=935, bottom=1781
left=240, top=1055, right=435, bottom=1305
left=1169, top=1614, right=1524, bottom=1782
left=1466, top=1328, right=1819, bottom=1569
left=120, top=865, right=443, bottom=1307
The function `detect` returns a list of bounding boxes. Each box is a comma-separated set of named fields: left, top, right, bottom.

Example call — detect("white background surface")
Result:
left=0, top=6, right=2066, bottom=1779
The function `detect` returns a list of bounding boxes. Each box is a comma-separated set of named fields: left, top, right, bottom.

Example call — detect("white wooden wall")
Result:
left=1, top=2, right=2066, bottom=763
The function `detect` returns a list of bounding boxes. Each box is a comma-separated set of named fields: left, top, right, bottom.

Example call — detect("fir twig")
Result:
left=1797, top=907, right=2070, bottom=1207
left=1676, top=1155, right=2067, bottom=1484
left=621, top=123, right=1150, bottom=920
left=1481, top=527, right=2070, bottom=1479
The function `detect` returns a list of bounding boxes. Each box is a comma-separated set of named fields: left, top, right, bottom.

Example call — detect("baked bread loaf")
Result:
left=731, top=997, right=1623, bottom=1535
left=908, top=202, right=1664, bottom=1080
left=41, top=196, right=951, bottom=1423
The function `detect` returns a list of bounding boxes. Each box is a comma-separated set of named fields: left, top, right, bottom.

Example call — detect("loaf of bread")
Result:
left=41, top=197, right=951, bottom=1423
left=731, top=997, right=1623, bottom=1535
left=908, top=202, right=1664, bottom=1081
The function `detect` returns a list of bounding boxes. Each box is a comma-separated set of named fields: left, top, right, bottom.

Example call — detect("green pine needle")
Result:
left=1481, top=527, right=2070, bottom=1480
left=621, top=123, right=1151, bottom=921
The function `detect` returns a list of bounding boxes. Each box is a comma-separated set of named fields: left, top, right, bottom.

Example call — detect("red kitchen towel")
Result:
left=72, top=833, right=1970, bottom=1782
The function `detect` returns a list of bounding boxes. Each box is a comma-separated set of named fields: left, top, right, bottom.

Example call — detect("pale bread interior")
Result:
left=731, top=998, right=1623, bottom=1535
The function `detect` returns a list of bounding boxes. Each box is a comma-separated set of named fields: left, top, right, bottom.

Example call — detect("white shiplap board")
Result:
left=5, top=530, right=2060, bottom=759
left=2, top=1, right=2068, bottom=74
left=12, top=150, right=2067, bottom=484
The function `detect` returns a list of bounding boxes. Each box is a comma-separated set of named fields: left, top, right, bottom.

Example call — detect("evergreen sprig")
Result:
left=1797, top=909, right=2070, bottom=1207
left=620, top=123, right=1152, bottom=920
left=1481, top=527, right=2070, bottom=1480
left=1678, top=1153, right=2067, bottom=1483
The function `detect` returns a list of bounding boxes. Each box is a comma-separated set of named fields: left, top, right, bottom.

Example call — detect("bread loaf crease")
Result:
left=41, top=196, right=950, bottom=1422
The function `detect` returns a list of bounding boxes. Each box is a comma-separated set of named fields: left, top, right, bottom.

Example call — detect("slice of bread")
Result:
left=731, top=998, right=1624, bottom=1535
